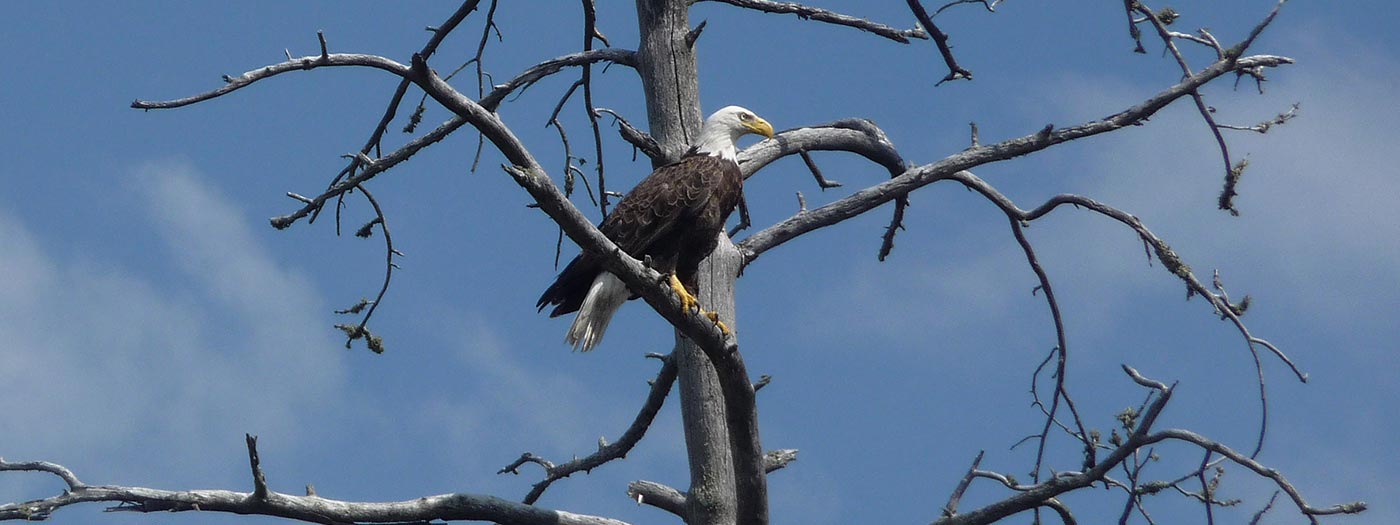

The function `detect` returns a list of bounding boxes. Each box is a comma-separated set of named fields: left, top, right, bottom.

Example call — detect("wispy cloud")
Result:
left=0, top=161, right=346, bottom=485
left=1048, top=38, right=1400, bottom=337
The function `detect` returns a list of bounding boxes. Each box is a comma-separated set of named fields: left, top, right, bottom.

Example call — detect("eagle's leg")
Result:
left=666, top=273, right=698, bottom=312
left=666, top=274, right=731, bottom=336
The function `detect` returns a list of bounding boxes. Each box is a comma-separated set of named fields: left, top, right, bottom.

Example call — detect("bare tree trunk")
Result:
left=635, top=0, right=702, bottom=166
left=692, top=236, right=768, bottom=525
left=635, top=2, right=756, bottom=524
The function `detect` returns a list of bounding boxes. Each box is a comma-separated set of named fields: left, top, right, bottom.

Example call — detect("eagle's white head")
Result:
left=691, top=105, right=774, bottom=162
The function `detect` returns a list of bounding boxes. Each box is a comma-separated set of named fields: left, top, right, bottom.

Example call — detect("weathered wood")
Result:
left=697, top=236, right=768, bottom=525
left=635, top=2, right=759, bottom=524
left=673, top=233, right=743, bottom=525
left=636, top=0, right=704, bottom=166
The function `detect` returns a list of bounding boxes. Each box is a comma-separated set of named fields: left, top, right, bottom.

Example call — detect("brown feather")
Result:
left=537, top=153, right=743, bottom=317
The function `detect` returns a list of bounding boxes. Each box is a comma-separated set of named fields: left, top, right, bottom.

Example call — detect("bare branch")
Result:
left=271, top=115, right=469, bottom=230
left=763, top=449, right=799, bottom=473
left=734, top=119, right=910, bottom=260
left=581, top=0, right=610, bottom=214
left=506, top=355, right=680, bottom=504
left=627, top=450, right=796, bottom=519
left=595, top=107, right=662, bottom=160
left=481, top=48, right=638, bottom=111
left=1011, top=219, right=1095, bottom=478
left=628, top=480, right=686, bottom=517
left=906, top=0, right=973, bottom=84
left=0, top=458, right=631, bottom=525
left=245, top=434, right=269, bottom=499
left=1149, top=429, right=1367, bottom=522
left=1134, top=3, right=1241, bottom=217
left=736, top=53, right=1293, bottom=264
left=941, top=451, right=985, bottom=518
left=548, top=79, right=597, bottom=207
left=132, top=53, right=411, bottom=110
left=933, top=0, right=1000, bottom=17
left=1122, top=0, right=1146, bottom=53
left=738, top=119, right=905, bottom=179
left=1216, top=103, right=1298, bottom=133
left=878, top=195, right=910, bottom=262
left=700, top=0, right=928, bottom=43
left=0, top=460, right=84, bottom=490
left=1122, top=364, right=1170, bottom=392
left=933, top=371, right=1178, bottom=525
left=797, top=150, right=842, bottom=189
left=337, top=185, right=397, bottom=352
left=460, top=0, right=500, bottom=168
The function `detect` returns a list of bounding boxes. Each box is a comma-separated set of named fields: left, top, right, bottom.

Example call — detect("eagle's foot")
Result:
left=667, top=274, right=700, bottom=313
left=704, top=310, right=732, bottom=336
left=667, top=274, right=731, bottom=336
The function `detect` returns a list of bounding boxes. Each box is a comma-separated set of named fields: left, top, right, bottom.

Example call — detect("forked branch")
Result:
left=934, top=367, right=1363, bottom=525
left=501, top=354, right=679, bottom=504
left=736, top=53, right=1292, bottom=263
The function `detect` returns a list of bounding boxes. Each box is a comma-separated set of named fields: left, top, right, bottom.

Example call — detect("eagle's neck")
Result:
left=689, top=127, right=740, bottom=163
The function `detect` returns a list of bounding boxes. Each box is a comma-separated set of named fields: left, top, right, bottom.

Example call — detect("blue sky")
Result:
left=1, top=2, right=1395, bottom=524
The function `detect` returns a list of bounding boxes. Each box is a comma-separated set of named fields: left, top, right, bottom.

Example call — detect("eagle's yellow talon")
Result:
left=704, top=310, right=731, bottom=336
left=668, top=274, right=730, bottom=336
left=668, top=274, right=699, bottom=313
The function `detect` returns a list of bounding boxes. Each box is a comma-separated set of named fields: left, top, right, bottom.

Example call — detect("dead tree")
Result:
left=0, top=1, right=1367, bottom=524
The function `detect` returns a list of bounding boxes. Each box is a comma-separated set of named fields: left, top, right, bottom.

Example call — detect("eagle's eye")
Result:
left=739, top=112, right=752, bottom=122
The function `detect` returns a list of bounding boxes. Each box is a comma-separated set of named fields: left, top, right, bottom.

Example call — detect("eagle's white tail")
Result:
left=566, top=272, right=629, bottom=351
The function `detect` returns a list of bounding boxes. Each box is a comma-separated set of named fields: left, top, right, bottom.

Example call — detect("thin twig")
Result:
left=906, top=0, right=973, bottom=84
left=581, top=0, right=608, bottom=215
left=1011, top=219, right=1095, bottom=477
left=797, top=149, right=842, bottom=189
left=700, top=0, right=928, bottom=43
left=594, top=107, right=662, bottom=160
left=942, top=451, right=985, bottom=518
left=345, top=184, right=395, bottom=353
left=504, top=354, right=680, bottom=504
left=245, top=434, right=269, bottom=499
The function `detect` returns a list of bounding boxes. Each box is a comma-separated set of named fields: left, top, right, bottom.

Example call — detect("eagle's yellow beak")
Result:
left=747, top=117, right=774, bottom=139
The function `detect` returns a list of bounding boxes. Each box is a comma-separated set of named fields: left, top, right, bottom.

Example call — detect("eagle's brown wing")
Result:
left=537, top=155, right=740, bottom=317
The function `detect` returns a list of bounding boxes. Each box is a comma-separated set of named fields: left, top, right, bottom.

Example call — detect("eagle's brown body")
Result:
left=536, top=153, right=742, bottom=318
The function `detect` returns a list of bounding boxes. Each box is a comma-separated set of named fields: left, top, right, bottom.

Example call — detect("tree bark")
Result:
left=635, top=2, right=762, bottom=524
left=635, top=0, right=703, bottom=166
left=672, top=235, right=748, bottom=525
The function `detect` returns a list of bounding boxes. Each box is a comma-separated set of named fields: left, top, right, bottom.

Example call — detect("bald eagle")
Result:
left=537, top=106, right=774, bottom=351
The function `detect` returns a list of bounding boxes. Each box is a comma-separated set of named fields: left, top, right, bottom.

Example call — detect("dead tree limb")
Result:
left=700, top=0, right=928, bottom=43
left=0, top=456, right=630, bottom=525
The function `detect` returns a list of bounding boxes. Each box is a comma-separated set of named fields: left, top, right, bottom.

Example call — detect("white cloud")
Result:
left=418, top=311, right=607, bottom=460
left=1055, top=40, right=1400, bottom=336
left=0, top=162, right=346, bottom=485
